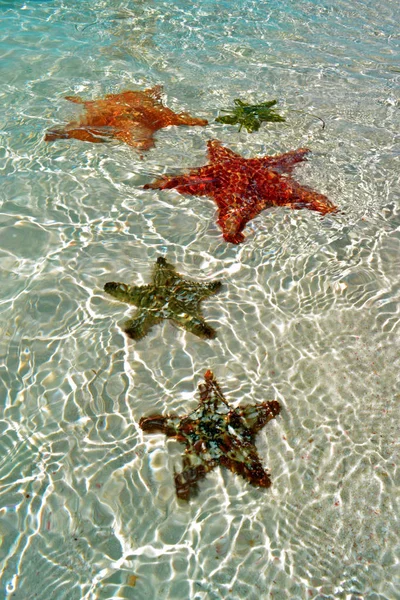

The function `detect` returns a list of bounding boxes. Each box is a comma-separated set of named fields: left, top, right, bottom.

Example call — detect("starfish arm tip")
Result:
left=222, top=456, right=273, bottom=488
left=104, top=281, right=126, bottom=298
left=191, top=321, right=217, bottom=339
left=44, top=128, right=69, bottom=142
left=239, top=400, right=281, bottom=434
left=174, top=459, right=208, bottom=501
left=104, top=281, right=143, bottom=305
left=198, top=280, right=222, bottom=298
left=139, top=415, right=178, bottom=437
left=204, top=369, right=214, bottom=381
left=222, top=231, right=246, bottom=244
left=209, top=281, right=222, bottom=293
left=104, top=281, right=117, bottom=292
left=139, top=415, right=165, bottom=432
left=123, top=318, right=153, bottom=340
left=124, top=328, right=145, bottom=341
left=64, top=95, right=83, bottom=103
left=178, top=114, right=208, bottom=126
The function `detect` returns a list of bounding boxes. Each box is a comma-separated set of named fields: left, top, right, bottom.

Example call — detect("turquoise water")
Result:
left=0, top=0, right=399, bottom=598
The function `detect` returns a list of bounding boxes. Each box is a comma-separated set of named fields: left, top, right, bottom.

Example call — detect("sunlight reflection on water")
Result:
left=0, top=0, right=399, bottom=598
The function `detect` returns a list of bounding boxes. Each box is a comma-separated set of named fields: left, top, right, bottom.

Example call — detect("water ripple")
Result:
left=0, top=0, right=399, bottom=598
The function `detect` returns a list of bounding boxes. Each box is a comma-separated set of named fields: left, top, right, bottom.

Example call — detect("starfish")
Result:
left=144, top=139, right=337, bottom=243
left=44, top=85, right=208, bottom=151
left=104, top=256, right=222, bottom=340
left=140, top=370, right=281, bottom=501
left=216, top=98, right=285, bottom=132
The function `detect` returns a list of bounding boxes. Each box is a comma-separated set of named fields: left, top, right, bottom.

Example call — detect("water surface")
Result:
left=0, top=1, right=399, bottom=599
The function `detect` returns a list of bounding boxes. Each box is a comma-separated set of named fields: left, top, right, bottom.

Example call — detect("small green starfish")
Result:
left=215, top=98, right=286, bottom=133
left=104, top=257, right=222, bottom=340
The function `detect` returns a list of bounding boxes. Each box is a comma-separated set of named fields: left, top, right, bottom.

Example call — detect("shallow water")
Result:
left=0, top=0, right=399, bottom=599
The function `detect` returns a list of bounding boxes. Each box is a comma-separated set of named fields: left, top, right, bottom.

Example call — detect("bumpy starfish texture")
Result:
left=44, top=85, right=208, bottom=151
left=144, top=139, right=337, bottom=243
left=104, top=257, right=221, bottom=340
left=140, top=370, right=281, bottom=501
left=216, top=98, right=285, bottom=132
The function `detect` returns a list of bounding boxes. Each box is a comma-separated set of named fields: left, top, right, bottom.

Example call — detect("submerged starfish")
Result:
left=104, top=257, right=222, bottom=340
left=144, top=139, right=337, bottom=243
left=44, top=85, right=208, bottom=151
left=140, top=370, right=281, bottom=500
left=216, top=98, right=285, bottom=132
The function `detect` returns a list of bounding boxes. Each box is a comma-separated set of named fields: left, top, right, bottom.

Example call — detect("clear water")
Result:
left=0, top=0, right=399, bottom=598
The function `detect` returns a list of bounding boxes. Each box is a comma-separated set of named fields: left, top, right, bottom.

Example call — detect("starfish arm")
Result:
left=170, top=311, right=217, bottom=339
left=104, top=282, right=150, bottom=306
left=236, top=400, right=281, bottom=435
left=284, top=181, right=338, bottom=215
left=216, top=203, right=247, bottom=244
left=188, top=280, right=222, bottom=298
left=152, top=256, right=181, bottom=287
left=139, top=414, right=180, bottom=438
left=144, top=173, right=196, bottom=191
left=144, top=167, right=216, bottom=196
left=221, top=452, right=272, bottom=488
left=257, top=148, right=311, bottom=173
left=200, top=369, right=229, bottom=406
left=44, top=126, right=72, bottom=142
left=175, top=112, right=208, bottom=127
left=145, top=84, right=163, bottom=101
left=64, top=95, right=85, bottom=104
left=207, top=139, right=241, bottom=163
left=123, top=309, right=161, bottom=340
left=170, top=281, right=222, bottom=310
left=174, top=454, right=215, bottom=501
left=45, top=123, right=113, bottom=143
left=114, top=125, right=155, bottom=150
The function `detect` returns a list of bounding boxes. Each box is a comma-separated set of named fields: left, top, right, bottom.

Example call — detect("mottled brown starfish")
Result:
left=44, top=85, right=208, bottom=151
left=144, top=139, right=337, bottom=243
left=104, top=257, right=221, bottom=340
left=140, top=370, right=281, bottom=501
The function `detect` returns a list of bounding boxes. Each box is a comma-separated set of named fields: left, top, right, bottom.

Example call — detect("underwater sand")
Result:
left=0, top=0, right=399, bottom=598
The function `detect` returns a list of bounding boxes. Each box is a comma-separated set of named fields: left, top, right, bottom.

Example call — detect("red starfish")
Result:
left=144, top=139, right=337, bottom=243
left=44, top=85, right=208, bottom=151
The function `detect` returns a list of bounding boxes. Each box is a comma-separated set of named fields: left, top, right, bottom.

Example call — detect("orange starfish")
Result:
left=144, top=140, right=337, bottom=243
left=44, top=85, right=208, bottom=151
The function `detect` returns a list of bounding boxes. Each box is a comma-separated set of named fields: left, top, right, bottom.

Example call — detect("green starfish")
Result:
left=215, top=98, right=285, bottom=133
left=104, top=257, right=222, bottom=340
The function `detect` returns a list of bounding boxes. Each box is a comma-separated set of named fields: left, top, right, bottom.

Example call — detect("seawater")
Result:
left=0, top=1, right=399, bottom=599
